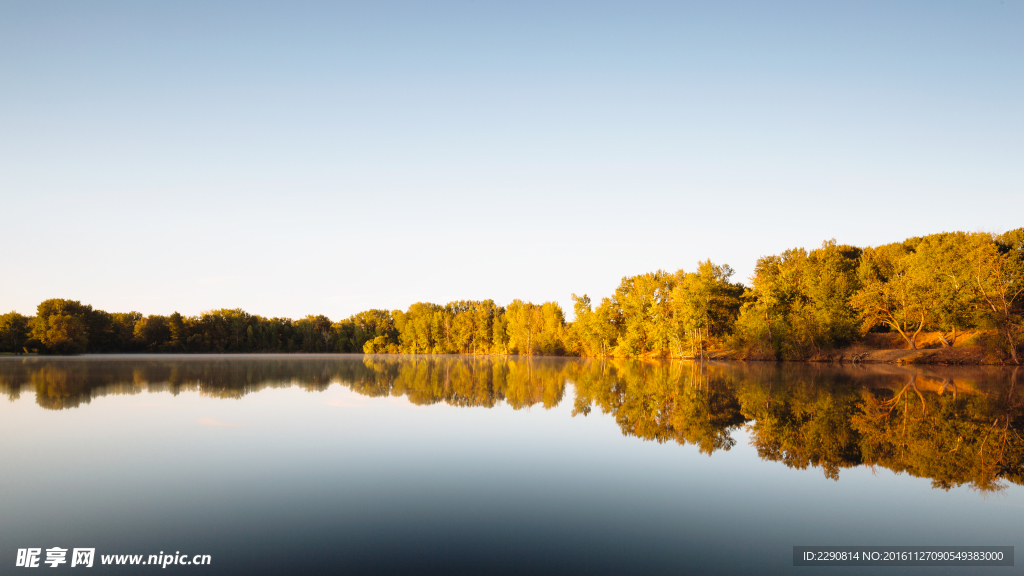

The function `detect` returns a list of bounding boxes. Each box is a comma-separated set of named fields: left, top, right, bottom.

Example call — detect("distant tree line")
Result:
left=1, top=229, right=1021, bottom=362
left=0, top=299, right=570, bottom=357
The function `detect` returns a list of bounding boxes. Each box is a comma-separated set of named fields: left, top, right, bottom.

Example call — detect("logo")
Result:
left=15, top=548, right=94, bottom=569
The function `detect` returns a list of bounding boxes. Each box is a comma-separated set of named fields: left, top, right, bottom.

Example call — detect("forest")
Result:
left=1, top=229, right=1022, bottom=363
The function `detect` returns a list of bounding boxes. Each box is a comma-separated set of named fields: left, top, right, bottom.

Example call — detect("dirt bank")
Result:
left=807, top=331, right=1013, bottom=365
left=715, top=330, right=1018, bottom=365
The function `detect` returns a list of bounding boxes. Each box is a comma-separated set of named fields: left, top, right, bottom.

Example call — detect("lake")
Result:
left=1, top=355, right=1020, bottom=575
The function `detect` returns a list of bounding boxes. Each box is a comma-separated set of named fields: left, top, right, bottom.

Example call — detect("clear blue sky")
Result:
left=2, top=1, right=1021, bottom=320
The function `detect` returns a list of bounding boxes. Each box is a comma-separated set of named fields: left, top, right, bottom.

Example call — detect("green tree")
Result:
left=851, top=243, right=930, bottom=350
left=134, top=315, right=171, bottom=351
left=733, top=243, right=858, bottom=360
left=109, top=312, right=143, bottom=351
left=733, top=252, right=801, bottom=358
left=913, top=233, right=976, bottom=346
left=0, top=312, right=30, bottom=353
left=295, top=314, right=335, bottom=352
left=671, top=261, right=743, bottom=358
left=801, top=240, right=862, bottom=347
left=611, top=271, right=675, bottom=356
left=972, top=230, right=1024, bottom=364
left=168, top=312, right=186, bottom=350
left=32, top=299, right=93, bottom=354
left=40, top=314, right=89, bottom=354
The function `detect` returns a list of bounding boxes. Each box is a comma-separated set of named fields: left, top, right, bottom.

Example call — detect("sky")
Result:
left=2, top=0, right=1022, bottom=320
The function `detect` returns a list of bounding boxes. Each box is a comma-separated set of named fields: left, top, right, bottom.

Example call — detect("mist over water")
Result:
left=1, top=355, right=1021, bottom=575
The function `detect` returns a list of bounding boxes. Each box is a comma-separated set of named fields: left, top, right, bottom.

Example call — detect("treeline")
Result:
left=1, top=229, right=1021, bottom=362
left=0, top=299, right=568, bottom=356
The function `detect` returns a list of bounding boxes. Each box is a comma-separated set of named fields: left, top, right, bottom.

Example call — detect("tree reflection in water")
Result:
left=1, top=356, right=1021, bottom=492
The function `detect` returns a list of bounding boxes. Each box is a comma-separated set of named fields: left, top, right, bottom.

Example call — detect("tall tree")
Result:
left=913, top=233, right=976, bottom=346
left=134, top=315, right=171, bottom=351
left=0, top=312, right=30, bottom=353
left=611, top=271, right=675, bottom=356
left=671, top=261, right=743, bottom=358
left=851, top=243, right=930, bottom=350
left=972, top=230, right=1024, bottom=364
left=168, top=312, right=186, bottom=350
left=32, top=299, right=93, bottom=354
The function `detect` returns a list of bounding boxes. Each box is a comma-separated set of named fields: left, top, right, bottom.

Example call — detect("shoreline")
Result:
left=1, top=351, right=1017, bottom=366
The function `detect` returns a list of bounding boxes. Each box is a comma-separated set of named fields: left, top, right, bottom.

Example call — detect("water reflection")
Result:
left=1, top=355, right=1021, bottom=492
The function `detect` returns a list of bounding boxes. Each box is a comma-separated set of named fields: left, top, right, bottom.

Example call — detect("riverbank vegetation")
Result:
left=1, top=229, right=1021, bottom=363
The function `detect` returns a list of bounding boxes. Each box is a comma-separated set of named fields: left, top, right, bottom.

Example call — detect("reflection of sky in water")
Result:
left=1, top=358, right=1021, bottom=575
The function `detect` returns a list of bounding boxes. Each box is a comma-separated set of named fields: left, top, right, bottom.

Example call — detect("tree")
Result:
left=802, top=240, right=862, bottom=347
left=851, top=243, right=930, bottom=350
left=475, top=300, right=501, bottom=354
left=569, top=294, right=608, bottom=357
left=396, top=302, right=443, bottom=353
left=134, top=315, right=171, bottom=351
left=506, top=299, right=545, bottom=355
left=732, top=241, right=860, bottom=360
left=972, top=230, right=1024, bottom=364
left=0, top=312, right=30, bottom=353
left=503, top=300, right=566, bottom=356
left=168, top=312, right=186, bottom=350
left=671, top=261, right=743, bottom=358
left=732, top=252, right=803, bottom=359
left=536, top=301, right=567, bottom=355
left=32, top=299, right=93, bottom=354
left=40, top=314, right=89, bottom=354
left=611, top=271, right=675, bottom=356
left=913, top=233, right=976, bottom=346
left=110, top=311, right=143, bottom=351
left=295, top=315, right=334, bottom=352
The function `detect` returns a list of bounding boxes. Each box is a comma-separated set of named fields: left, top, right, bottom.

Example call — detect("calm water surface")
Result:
left=1, top=355, right=1021, bottom=575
